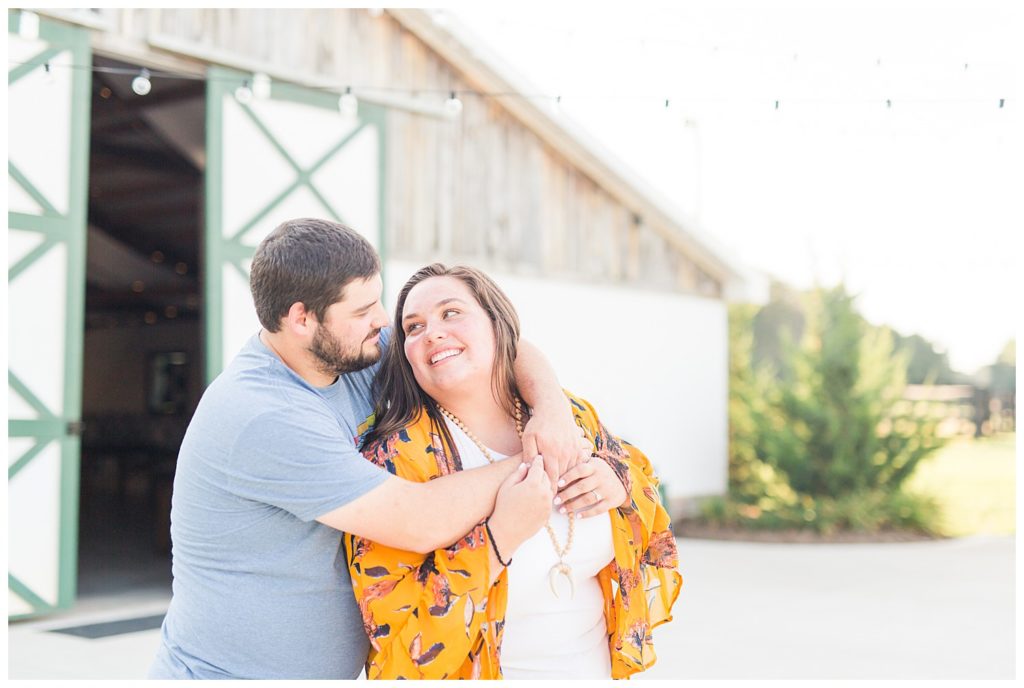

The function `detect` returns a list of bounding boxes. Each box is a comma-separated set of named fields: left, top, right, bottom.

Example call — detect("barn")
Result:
left=7, top=8, right=741, bottom=619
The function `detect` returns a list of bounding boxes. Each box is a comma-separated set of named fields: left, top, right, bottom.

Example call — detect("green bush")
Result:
left=717, top=284, right=947, bottom=534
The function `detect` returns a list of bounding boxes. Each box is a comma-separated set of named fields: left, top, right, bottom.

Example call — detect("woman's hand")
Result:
left=554, top=457, right=630, bottom=519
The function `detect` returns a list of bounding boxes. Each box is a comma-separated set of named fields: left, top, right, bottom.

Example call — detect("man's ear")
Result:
left=282, top=301, right=316, bottom=336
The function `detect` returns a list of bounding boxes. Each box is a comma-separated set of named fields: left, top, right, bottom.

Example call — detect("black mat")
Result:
left=48, top=613, right=166, bottom=639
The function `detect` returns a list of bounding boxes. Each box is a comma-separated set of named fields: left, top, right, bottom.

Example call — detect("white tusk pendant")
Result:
left=548, top=563, right=575, bottom=599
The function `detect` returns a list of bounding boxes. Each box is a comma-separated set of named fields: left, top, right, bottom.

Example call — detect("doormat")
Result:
left=48, top=613, right=165, bottom=639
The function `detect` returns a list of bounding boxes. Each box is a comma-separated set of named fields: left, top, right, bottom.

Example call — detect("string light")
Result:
left=552, top=94, right=562, bottom=115
left=18, top=10, right=39, bottom=40
left=339, top=86, right=359, bottom=118
left=444, top=91, right=463, bottom=116
left=11, top=60, right=1012, bottom=110
left=235, top=79, right=254, bottom=104
left=131, top=68, right=152, bottom=96
left=252, top=72, right=272, bottom=100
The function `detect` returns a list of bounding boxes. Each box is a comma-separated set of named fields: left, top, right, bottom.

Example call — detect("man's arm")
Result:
left=317, top=457, right=521, bottom=554
left=514, top=340, right=590, bottom=484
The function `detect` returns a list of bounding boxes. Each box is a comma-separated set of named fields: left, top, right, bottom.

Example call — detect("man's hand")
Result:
left=512, top=340, right=590, bottom=486
left=520, top=400, right=593, bottom=487
left=554, top=456, right=630, bottom=518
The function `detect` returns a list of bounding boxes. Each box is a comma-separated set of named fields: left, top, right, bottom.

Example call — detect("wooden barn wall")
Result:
left=108, top=8, right=721, bottom=296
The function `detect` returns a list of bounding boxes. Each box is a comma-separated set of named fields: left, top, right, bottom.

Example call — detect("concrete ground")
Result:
left=7, top=535, right=1016, bottom=680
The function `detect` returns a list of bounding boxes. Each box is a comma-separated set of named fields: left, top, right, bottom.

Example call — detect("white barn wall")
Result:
left=386, top=260, right=729, bottom=502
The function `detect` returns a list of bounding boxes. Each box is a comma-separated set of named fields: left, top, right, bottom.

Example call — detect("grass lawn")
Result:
left=906, top=432, right=1017, bottom=537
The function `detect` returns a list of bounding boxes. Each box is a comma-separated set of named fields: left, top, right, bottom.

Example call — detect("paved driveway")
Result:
left=8, top=535, right=1015, bottom=679
left=638, top=534, right=1015, bottom=680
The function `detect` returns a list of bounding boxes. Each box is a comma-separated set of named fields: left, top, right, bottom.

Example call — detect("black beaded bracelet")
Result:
left=483, top=519, right=512, bottom=567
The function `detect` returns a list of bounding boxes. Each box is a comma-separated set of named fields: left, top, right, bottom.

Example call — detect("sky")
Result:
left=449, top=1, right=1020, bottom=373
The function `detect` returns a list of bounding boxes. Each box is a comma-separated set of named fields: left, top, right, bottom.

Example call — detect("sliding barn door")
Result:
left=7, top=11, right=91, bottom=619
left=204, top=66, right=386, bottom=380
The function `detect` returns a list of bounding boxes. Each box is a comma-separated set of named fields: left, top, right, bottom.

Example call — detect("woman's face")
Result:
left=401, top=276, right=497, bottom=404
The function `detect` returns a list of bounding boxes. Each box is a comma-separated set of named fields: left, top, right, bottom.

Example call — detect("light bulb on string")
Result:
left=339, top=86, right=359, bottom=118
left=252, top=72, right=272, bottom=100
left=235, top=80, right=254, bottom=104
left=19, top=10, right=40, bottom=40
left=444, top=91, right=463, bottom=116
left=551, top=94, right=562, bottom=115
left=663, top=98, right=681, bottom=124
left=131, top=68, right=152, bottom=96
left=663, top=98, right=680, bottom=120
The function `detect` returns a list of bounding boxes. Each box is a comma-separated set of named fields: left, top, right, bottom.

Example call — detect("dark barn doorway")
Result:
left=78, top=56, right=205, bottom=600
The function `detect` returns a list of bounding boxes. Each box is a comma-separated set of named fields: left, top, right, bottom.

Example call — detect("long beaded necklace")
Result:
left=437, top=398, right=576, bottom=599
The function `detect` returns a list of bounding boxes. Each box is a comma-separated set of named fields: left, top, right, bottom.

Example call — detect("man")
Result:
left=148, top=218, right=585, bottom=679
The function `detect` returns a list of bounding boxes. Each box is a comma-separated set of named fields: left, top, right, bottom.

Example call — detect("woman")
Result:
left=349, top=264, right=680, bottom=679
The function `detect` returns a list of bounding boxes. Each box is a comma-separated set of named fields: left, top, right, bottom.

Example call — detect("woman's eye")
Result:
left=406, top=323, right=422, bottom=334
left=443, top=309, right=459, bottom=318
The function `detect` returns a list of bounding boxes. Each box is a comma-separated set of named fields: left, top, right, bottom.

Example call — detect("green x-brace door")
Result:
left=7, top=10, right=91, bottom=619
left=205, top=67, right=387, bottom=381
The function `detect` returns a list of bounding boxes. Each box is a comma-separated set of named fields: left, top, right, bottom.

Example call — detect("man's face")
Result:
left=308, top=273, right=389, bottom=376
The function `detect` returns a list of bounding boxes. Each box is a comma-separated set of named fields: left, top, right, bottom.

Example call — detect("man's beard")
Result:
left=309, top=325, right=382, bottom=377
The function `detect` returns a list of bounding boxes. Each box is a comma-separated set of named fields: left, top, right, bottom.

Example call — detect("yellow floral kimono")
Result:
left=347, top=392, right=682, bottom=680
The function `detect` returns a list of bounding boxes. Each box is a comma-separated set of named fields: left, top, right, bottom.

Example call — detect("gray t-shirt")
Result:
left=148, top=331, right=391, bottom=679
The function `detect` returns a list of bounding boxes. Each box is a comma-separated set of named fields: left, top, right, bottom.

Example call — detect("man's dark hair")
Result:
left=250, top=218, right=380, bottom=332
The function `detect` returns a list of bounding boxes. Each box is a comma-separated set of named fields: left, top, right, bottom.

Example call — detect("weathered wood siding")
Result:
left=100, top=7, right=722, bottom=296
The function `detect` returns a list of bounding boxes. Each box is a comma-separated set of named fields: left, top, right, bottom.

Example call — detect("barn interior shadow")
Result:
left=77, top=55, right=205, bottom=600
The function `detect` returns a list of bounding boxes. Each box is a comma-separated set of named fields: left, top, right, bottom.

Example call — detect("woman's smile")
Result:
left=429, top=347, right=465, bottom=366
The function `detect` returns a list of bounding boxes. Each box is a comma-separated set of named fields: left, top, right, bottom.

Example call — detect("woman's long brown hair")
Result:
left=361, top=264, right=523, bottom=452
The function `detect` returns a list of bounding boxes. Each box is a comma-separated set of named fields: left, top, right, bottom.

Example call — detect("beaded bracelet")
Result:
left=483, top=519, right=512, bottom=567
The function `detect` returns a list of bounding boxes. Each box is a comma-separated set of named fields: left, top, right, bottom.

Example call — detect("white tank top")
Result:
left=444, top=418, right=615, bottom=679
